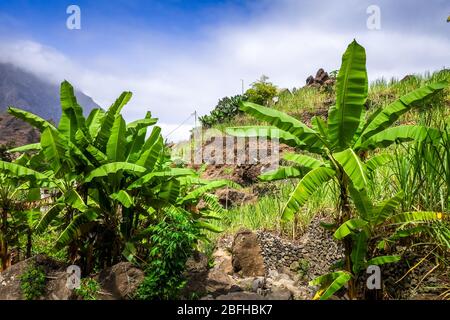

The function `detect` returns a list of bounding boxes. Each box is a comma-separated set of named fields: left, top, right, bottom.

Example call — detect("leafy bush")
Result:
left=74, top=278, right=100, bottom=300
left=245, top=75, right=278, bottom=106
left=199, top=95, right=245, bottom=128
left=135, top=209, right=201, bottom=300
left=20, top=264, right=46, bottom=300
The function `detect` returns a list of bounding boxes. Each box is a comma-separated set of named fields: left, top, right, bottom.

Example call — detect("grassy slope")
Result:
left=210, top=69, right=450, bottom=238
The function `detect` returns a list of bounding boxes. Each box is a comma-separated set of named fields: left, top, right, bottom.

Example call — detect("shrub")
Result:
left=20, top=264, right=46, bottom=300
left=135, top=209, right=201, bottom=300
left=199, top=95, right=245, bottom=128
left=245, top=75, right=278, bottom=106
left=74, top=278, right=100, bottom=300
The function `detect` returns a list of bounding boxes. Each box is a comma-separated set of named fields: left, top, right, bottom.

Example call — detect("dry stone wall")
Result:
left=256, top=217, right=344, bottom=279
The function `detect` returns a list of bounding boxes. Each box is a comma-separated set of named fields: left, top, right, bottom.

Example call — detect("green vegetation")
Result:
left=0, top=81, right=238, bottom=299
left=0, top=39, right=448, bottom=301
left=20, top=264, right=46, bottom=300
left=74, top=278, right=100, bottom=300
left=227, top=40, right=449, bottom=299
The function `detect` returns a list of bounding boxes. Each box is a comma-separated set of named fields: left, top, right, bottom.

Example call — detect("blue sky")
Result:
left=0, top=0, right=449, bottom=141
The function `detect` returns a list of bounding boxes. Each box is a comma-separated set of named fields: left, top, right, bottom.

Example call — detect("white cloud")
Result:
left=1, top=1, right=449, bottom=142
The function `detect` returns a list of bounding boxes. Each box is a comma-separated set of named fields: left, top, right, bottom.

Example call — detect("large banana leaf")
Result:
left=310, top=271, right=352, bottom=300
left=127, top=111, right=158, bottom=132
left=159, top=179, right=180, bottom=203
left=311, top=116, right=328, bottom=140
left=365, top=153, right=392, bottom=173
left=8, top=107, right=56, bottom=132
left=128, top=168, right=195, bottom=190
left=181, top=180, right=240, bottom=203
left=367, top=255, right=401, bottom=266
left=282, top=167, right=335, bottom=221
left=35, top=203, right=64, bottom=233
left=40, top=128, right=67, bottom=174
left=358, top=82, right=448, bottom=143
left=334, top=218, right=368, bottom=240
left=110, top=190, right=134, bottom=208
left=390, top=211, right=445, bottom=224
left=95, top=91, right=132, bottom=150
left=226, top=126, right=305, bottom=148
left=8, top=143, right=42, bottom=153
left=64, top=189, right=88, bottom=212
left=86, top=108, right=106, bottom=139
left=348, top=185, right=372, bottom=220
left=259, top=166, right=303, bottom=181
left=351, top=231, right=368, bottom=274
left=371, top=191, right=404, bottom=225
left=238, top=101, right=323, bottom=150
left=55, top=210, right=97, bottom=250
left=106, top=115, right=127, bottom=161
left=333, top=148, right=368, bottom=191
left=328, top=40, right=368, bottom=151
left=135, top=126, right=163, bottom=168
left=84, top=162, right=147, bottom=182
left=0, top=161, right=47, bottom=180
left=358, top=125, right=441, bottom=150
left=283, top=153, right=324, bottom=169
left=59, top=81, right=86, bottom=140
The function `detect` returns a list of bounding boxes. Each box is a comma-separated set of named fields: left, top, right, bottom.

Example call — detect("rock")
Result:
left=266, top=287, right=293, bottom=300
left=216, top=189, right=257, bottom=208
left=252, top=277, right=265, bottom=292
left=185, top=252, right=209, bottom=273
left=215, top=292, right=265, bottom=300
left=306, top=75, right=315, bottom=85
left=290, top=261, right=300, bottom=272
left=232, top=230, right=266, bottom=277
left=95, top=262, right=144, bottom=300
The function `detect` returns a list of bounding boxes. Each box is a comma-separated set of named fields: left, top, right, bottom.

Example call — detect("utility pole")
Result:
left=241, top=79, right=244, bottom=95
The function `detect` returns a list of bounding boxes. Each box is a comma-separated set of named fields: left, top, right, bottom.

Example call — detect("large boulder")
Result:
left=0, top=254, right=70, bottom=300
left=95, top=262, right=144, bottom=300
left=232, top=230, right=266, bottom=277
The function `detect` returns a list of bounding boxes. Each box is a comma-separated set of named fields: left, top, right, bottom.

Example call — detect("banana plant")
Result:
left=227, top=40, right=448, bottom=299
left=1, top=80, right=238, bottom=272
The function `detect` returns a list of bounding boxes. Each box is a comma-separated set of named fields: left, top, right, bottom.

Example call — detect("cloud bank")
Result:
left=0, top=0, right=448, bottom=141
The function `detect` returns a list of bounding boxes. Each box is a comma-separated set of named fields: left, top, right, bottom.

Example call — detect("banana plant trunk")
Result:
left=339, top=179, right=357, bottom=299
left=0, top=208, right=10, bottom=271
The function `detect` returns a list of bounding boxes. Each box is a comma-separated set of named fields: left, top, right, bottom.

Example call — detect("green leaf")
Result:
left=40, top=128, right=67, bottom=174
left=310, top=271, right=352, bottom=300
left=365, top=153, right=392, bottom=173
left=226, top=126, right=306, bottom=149
left=95, top=91, right=132, bottom=151
left=110, top=190, right=134, bottom=208
left=128, top=168, right=195, bottom=190
left=86, top=108, right=106, bottom=139
left=196, top=221, right=223, bottom=233
left=182, top=180, right=240, bottom=203
left=35, top=203, right=64, bottom=233
left=85, top=162, right=147, bottom=182
left=348, top=185, right=372, bottom=220
left=351, top=231, right=368, bottom=274
left=55, top=210, right=97, bottom=250
left=8, top=143, right=41, bottom=153
left=7, top=107, right=56, bottom=132
left=238, top=101, right=323, bottom=150
left=359, top=125, right=442, bottom=151
left=367, top=255, right=401, bottom=266
left=328, top=40, right=368, bottom=151
left=0, top=160, right=47, bottom=180
left=64, top=189, right=88, bottom=212
left=282, top=167, right=335, bottom=221
left=372, top=191, right=404, bottom=224
left=259, top=166, right=303, bottom=181
left=390, top=211, right=446, bottom=224
left=358, top=82, right=448, bottom=143
left=333, top=148, right=368, bottom=190
left=311, top=116, right=328, bottom=140
left=283, top=153, right=324, bottom=169
left=106, top=115, right=127, bottom=161
left=58, top=81, right=86, bottom=140
left=334, top=218, right=368, bottom=239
